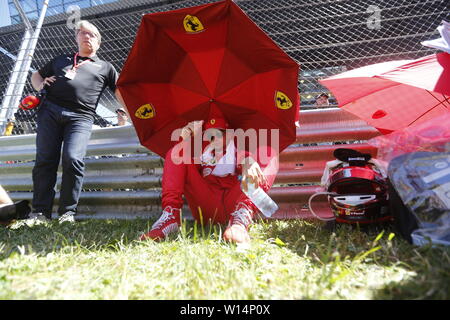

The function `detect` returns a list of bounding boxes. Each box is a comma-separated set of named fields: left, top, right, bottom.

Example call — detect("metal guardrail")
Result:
left=0, top=108, right=380, bottom=220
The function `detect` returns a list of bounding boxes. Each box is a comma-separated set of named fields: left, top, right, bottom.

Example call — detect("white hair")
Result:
left=75, top=20, right=101, bottom=44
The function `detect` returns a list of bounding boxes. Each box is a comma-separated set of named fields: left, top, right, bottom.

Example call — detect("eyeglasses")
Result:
left=78, top=30, right=97, bottom=38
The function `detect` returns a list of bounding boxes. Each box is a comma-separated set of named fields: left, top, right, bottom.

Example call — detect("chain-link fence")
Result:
left=0, top=0, right=448, bottom=135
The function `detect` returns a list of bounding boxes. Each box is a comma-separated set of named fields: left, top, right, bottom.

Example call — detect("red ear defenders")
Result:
left=19, top=95, right=41, bottom=110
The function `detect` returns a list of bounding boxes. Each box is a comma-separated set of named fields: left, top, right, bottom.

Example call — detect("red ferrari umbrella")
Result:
left=319, top=52, right=450, bottom=134
left=117, top=0, right=299, bottom=157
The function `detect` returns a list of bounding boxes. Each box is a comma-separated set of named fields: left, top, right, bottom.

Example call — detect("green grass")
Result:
left=0, top=218, right=449, bottom=300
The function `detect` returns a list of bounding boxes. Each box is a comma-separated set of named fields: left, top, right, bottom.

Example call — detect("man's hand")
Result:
left=180, top=120, right=203, bottom=140
left=31, top=71, right=56, bottom=91
left=41, top=76, right=56, bottom=89
left=241, top=157, right=267, bottom=192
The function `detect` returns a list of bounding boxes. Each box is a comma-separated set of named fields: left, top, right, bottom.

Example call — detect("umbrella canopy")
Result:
left=319, top=52, right=450, bottom=133
left=117, top=0, right=299, bottom=157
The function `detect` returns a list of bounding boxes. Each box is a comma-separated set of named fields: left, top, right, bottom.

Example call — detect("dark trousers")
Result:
left=32, top=101, right=93, bottom=216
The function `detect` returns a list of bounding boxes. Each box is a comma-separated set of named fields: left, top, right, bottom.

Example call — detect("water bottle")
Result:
left=241, top=179, right=279, bottom=217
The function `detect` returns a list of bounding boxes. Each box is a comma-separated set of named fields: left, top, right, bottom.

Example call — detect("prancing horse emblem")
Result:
left=275, top=91, right=293, bottom=110
left=183, top=15, right=205, bottom=33
left=135, top=103, right=156, bottom=119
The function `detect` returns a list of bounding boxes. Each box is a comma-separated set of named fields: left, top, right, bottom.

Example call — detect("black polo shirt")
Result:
left=38, top=53, right=118, bottom=117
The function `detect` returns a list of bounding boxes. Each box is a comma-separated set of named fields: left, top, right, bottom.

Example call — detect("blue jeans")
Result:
left=32, top=100, right=93, bottom=216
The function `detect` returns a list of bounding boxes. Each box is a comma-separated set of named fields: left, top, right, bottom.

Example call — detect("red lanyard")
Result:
left=72, top=52, right=91, bottom=71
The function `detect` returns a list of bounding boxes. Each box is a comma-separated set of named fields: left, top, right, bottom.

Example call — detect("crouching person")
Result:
left=139, top=111, right=279, bottom=244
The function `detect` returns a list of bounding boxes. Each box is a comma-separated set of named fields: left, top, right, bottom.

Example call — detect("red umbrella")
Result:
left=117, top=0, right=299, bottom=157
left=319, top=52, right=450, bottom=134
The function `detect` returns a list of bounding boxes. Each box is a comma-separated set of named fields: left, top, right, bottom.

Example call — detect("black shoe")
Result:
left=0, top=200, right=31, bottom=223
left=14, top=200, right=31, bottom=219
left=0, top=203, right=16, bottom=223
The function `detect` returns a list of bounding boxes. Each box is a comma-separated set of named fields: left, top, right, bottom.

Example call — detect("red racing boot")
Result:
left=140, top=206, right=181, bottom=241
left=223, top=202, right=254, bottom=244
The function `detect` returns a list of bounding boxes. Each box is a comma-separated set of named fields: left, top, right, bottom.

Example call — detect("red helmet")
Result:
left=327, top=164, right=392, bottom=224
left=19, top=95, right=40, bottom=110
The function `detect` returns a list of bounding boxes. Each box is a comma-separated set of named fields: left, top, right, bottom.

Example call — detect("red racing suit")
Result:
left=161, top=140, right=279, bottom=224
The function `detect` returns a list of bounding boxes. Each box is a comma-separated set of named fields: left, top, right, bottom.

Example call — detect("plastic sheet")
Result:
left=367, top=112, right=450, bottom=163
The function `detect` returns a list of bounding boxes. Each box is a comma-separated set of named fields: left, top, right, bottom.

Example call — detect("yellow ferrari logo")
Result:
left=210, top=119, right=215, bottom=125
left=135, top=103, right=155, bottom=119
left=183, top=15, right=204, bottom=33
left=275, top=91, right=293, bottom=110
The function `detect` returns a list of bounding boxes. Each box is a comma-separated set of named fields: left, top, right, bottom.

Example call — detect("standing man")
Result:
left=29, top=20, right=118, bottom=223
left=314, top=92, right=330, bottom=107
left=114, top=107, right=129, bottom=126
